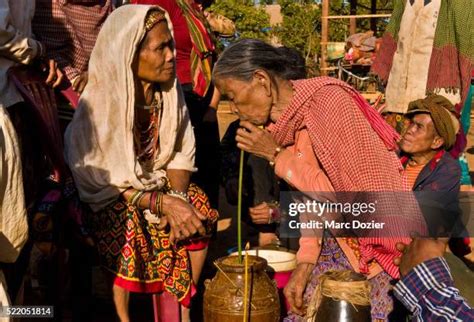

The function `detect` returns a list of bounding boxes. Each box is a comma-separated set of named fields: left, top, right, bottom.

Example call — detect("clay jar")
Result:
left=203, top=255, right=280, bottom=322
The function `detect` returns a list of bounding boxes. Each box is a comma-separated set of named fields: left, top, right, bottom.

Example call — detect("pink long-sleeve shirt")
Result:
left=273, top=125, right=383, bottom=278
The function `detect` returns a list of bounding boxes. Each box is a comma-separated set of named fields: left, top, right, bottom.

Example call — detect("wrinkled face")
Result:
left=215, top=76, right=272, bottom=125
left=134, top=21, right=175, bottom=83
left=400, top=113, right=443, bottom=154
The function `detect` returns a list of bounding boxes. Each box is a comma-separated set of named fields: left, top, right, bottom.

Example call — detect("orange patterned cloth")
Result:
left=89, top=183, right=218, bottom=306
left=342, top=237, right=378, bottom=271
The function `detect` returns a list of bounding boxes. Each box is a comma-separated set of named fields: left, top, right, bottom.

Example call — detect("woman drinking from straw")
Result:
left=212, top=38, right=426, bottom=321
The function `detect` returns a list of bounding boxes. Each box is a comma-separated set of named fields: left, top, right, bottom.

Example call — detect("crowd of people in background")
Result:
left=0, top=1, right=473, bottom=321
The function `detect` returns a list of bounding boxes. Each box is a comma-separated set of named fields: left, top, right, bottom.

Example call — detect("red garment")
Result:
left=114, top=278, right=196, bottom=307
left=271, top=77, right=427, bottom=278
left=32, top=0, right=113, bottom=83
left=132, top=0, right=193, bottom=85
left=176, top=0, right=215, bottom=96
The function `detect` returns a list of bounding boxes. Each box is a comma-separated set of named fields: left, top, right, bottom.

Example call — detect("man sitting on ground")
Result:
left=399, top=94, right=471, bottom=258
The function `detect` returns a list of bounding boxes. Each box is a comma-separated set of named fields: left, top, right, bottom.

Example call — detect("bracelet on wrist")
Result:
left=167, top=189, right=189, bottom=202
left=269, top=146, right=283, bottom=167
left=142, top=191, right=163, bottom=221
left=267, top=201, right=281, bottom=224
left=127, top=189, right=145, bottom=207
left=149, top=191, right=162, bottom=217
left=156, top=192, right=163, bottom=217
left=149, top=191, right=157, bottom=212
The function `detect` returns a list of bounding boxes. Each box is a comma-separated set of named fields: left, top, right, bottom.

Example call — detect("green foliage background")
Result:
left=210, top=0, right=393, bottom=75
left=274, top=0, right=322, bottom=75
left=210, top=0, right=271, bottom=40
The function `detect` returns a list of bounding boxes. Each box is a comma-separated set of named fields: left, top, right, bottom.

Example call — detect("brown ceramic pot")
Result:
left=203, top=255, right=280, bottom=322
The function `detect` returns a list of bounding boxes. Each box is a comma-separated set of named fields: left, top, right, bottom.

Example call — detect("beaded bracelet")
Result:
left=128, top=190, right=145, bottom=206
left=167, top=189, right=189, bottom=202
left=269, top=146, right=284, bottom=167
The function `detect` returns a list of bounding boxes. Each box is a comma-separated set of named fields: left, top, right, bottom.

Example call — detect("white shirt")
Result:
left=385, top=0, right=461, bottom=114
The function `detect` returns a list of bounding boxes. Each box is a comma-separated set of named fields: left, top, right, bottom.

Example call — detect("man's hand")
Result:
left=393, top=238, right=448, bottom=277
left=249, top=202, right=278, bottom=225
left=161, top=194, right=207, bottom=244
left=72, top=71, right=88, bottom=93
left=44, top=59, right=63, bottom=88
left=283, top=262, right=314, bottom=315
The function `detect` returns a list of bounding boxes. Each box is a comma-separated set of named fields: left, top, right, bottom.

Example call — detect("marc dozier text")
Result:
left=286, top=200, right=385, bottom=230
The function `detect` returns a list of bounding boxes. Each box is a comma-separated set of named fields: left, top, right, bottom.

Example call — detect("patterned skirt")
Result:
left=284, top=237, right=394, bottom=321
left=88, top=183, right=218, bottom=306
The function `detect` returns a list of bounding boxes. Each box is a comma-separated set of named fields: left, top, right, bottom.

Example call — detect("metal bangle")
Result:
left=155, top=192, right=163, bottom=218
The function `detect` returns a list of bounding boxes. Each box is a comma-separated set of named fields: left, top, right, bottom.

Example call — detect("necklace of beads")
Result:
left=134, top=91, right=163, bottom=165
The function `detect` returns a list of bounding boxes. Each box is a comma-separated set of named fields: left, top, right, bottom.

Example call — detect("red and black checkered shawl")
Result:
left=272, top=77, right=427, bottom=278
left=33, top=0, right=113, bottom=83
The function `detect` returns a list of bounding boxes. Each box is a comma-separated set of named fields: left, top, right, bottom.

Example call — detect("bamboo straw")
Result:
left=237, top=149, right=245, bottom=263
left=212, top=261, right=256, bottom=310
left=213, top=261, right=240, bottom=289
left=243, top=242, right=250, bottom=322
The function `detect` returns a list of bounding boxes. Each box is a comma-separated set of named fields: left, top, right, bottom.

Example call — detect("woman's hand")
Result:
left=44, top=59, right=64, bottom=88
left=72, top=71, right=88, bottom=93
left=161, top=194, right=207, bottom=244
left=249, top=202, right=272, bottom=224
left=283, top=262, right=314, bottom=316
left=236, top=121, right=280, bottom=161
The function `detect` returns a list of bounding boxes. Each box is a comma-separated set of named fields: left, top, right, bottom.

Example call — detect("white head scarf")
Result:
left=65, top=5, right=196, bottom=211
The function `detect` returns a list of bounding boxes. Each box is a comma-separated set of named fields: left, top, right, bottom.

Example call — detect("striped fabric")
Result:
left=394, top=257, right=474, bottom=321
left=372, top=0, right=474, bottom=110
left=32, top=0, right=113, bottom=83
left=271, top=77, right=427, bottom=278
left=176, top=0, right=215, bottom=97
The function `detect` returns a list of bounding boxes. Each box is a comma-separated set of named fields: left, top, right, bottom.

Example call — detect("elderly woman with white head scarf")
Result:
left=65, top=5, right=217, bottom=321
